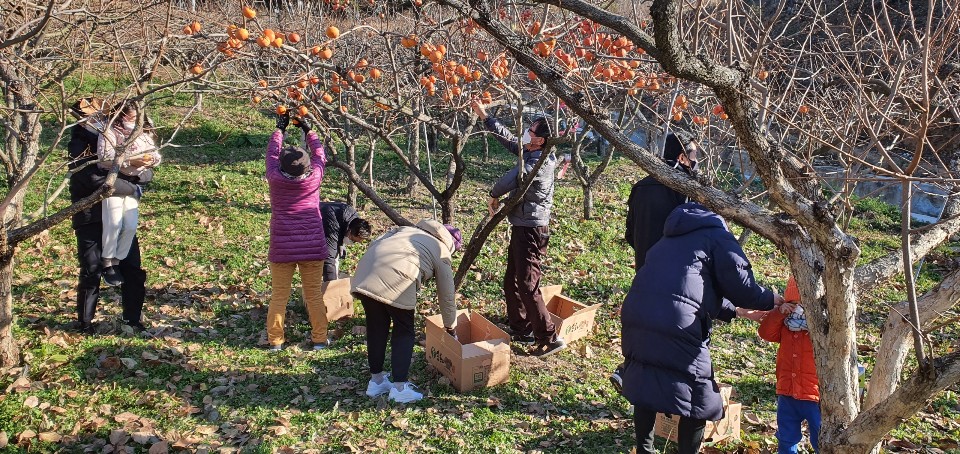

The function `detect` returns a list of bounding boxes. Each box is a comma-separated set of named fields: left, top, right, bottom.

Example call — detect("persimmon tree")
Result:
left=429, top=0, right=960, bottom=451
left=0, top=0, right=228, bottom=366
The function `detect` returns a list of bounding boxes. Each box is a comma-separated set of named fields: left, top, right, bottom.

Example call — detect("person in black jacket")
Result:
left=319, top=201, right=371, bottom=281
left=624, top=132, right=701, bottom=269
left=470, top=98, right=564, bottom=357
left=67, top=100, right=147, bottom=334
left=612, top=132, right=702, bottom=391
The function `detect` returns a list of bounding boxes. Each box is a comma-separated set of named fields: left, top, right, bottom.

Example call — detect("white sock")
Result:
left=371, top=372, right=388, bottom=384
left=393, top=381, right=406, bottom=391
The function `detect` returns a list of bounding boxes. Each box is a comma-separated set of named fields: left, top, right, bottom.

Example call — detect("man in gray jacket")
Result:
left=471, top=98, right=565, bottom=357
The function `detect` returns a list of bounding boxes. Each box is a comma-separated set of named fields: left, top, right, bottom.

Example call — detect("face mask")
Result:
left=521, top=131, right=532, bottom=146
left=122, top=121, right=136, bottom=131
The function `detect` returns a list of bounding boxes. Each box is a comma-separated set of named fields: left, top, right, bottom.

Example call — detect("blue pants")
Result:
left=777, top=395, right=821, bottom=453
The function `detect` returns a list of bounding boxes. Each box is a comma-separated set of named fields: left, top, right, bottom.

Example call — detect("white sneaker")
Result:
left=388, top=382, right=424, bottom=403
left=365, top=377, right=393, bottom=398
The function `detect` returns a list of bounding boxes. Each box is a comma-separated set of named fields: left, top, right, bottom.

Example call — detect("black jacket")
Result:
left=320, top=201, right=359, bottom=258
left=624, top=175, right=688, bottom=268
left=68, top=125, right=108, bottom=228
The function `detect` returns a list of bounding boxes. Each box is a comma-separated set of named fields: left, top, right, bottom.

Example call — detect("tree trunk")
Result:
left=346, top=142, right=357, bottom=207
left=407, top=124, right=420, bottom=196
left=0, top=251, right=17, bottom=367
left=582, top=184, right=594, bottom=220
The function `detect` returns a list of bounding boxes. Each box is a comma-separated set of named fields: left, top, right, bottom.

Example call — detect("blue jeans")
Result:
left=777, top=395, right=821, bottom=453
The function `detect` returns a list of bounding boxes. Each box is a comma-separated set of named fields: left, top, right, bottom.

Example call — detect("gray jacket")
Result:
left=484, top=117, right=556, bottom=228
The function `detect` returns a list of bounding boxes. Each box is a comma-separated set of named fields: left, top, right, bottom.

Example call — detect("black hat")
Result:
left=530, top=116, right=552, bottom=138
left=663, top=132, right=700, bottom=163
left=280, top=146, right=311, bottom=177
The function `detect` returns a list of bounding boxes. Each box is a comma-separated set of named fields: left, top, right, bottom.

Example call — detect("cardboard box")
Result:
left=321, top=277, right=354, bottom=321
left=424, top=310, right=511, bottom=392
left=540, top=285, right=601, bottom=344
left=654, top=402, right=742, bottom=443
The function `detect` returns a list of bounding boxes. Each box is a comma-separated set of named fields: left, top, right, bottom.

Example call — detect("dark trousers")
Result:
left=634, top=407, right=706, bottom=454
left=359, top=294, right=415, bottom=382
left=75, top=223, right=146, bottom=325
left=504, top=225, right=556, bottom=343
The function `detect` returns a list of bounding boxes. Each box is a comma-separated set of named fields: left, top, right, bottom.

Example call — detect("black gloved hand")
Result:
left=296, top=116, right=313, bottom=133
left=276, top=112, right=290, bottom=131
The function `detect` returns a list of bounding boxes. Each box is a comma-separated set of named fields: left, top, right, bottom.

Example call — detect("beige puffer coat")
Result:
left=351, top=219, right=458, bottom=328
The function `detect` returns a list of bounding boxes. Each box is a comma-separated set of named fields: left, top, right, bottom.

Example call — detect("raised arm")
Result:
left=305, top=130, right=326, bottom=181
left=265, top=129, right=284, bottom=179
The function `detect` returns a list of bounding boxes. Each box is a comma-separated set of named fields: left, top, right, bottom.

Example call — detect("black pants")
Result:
left=634, top=407, right=706, bottom=454
left=75, top=223, right=146, bottom=325
left=504, top=225, right=556, bottom=343
left=359, top=294, right=415, bottom=382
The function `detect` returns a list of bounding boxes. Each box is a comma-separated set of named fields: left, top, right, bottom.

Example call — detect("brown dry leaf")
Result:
left=391, top=419, right=409, bottom=430
left=195, top=425, right=218, bottom=435
left=38, top=432, right=62, bottom=443
left=0, top=432, right=7, bottom=448
left=486, top=397, right=502, bottom=409
left=18, top=429, right=36, bottom=442
left=142, top=351, right=160, bottom=361
left=131, top=432, right=153, bottom=444
left=148, top=441, right=169, bottom=454
left=48, top=406, right=68, bottom=415
left=375, top=439, right=388, bottom=449
left=351, top=326, right=366, bottom=335
left=114, top=412, right=140, bottom=423
left=889, top=439, right=921, bottom=450
left=268, top=426, right=288, bottom=436
left=120, top=358, right=137, bottom=369
left=7, top=376, right=31, bottom=393
left=164, top=257, right=177, bottom=267
left=109, top=429, right=129, bottom=445
left=742, top=411, right=763, bottom=425
left=23, top=395, right=39, bottom=408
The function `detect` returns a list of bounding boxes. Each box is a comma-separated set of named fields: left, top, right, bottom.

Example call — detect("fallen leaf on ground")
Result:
left=742, top=411, right=763, bottom=425
left=18, top=430, right=36, bottom=442
left=23, top=396, right=39, bottom=408
left=38, top=432, right=62, bottom=442
left=114, top=412, right=140, bottom=423
left=148, top=441, right=169, bottom=454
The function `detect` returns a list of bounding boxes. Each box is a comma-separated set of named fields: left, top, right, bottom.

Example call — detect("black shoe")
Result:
left=102, top=266, right=124, bottom=287
left=124, top=321, right=146, bottom=333
left=510, top=333, right=535, bottom=345
left=72, top=321, right=96, bottom=335
left=610, top=364, right=624, bottom=395
left=530, top=338, right=567, bottom=357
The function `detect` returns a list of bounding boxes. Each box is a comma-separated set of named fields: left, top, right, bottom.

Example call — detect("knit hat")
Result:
left=280, top=145, right=311, bottom=177
left=785, top=305, right=808, bottom=332
left=444, top=224, right=462, bottom=251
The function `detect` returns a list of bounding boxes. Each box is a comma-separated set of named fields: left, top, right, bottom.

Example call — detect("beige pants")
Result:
left=266, top=261, right=327, bottom=346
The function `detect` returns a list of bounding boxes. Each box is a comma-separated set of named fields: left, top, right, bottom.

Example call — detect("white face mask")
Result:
left=521, top=130, right=532, bottom=145
left=122, top=120, right=136, bottom=131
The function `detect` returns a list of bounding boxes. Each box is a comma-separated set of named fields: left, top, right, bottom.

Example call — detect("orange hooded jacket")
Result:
left=758, top=277, right=820, bottom=402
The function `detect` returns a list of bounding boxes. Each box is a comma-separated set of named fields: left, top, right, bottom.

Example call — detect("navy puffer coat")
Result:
left=621, top=203, right=775, bottom=421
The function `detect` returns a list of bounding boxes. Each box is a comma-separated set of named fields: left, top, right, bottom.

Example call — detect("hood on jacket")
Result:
left=416, top=219, right=457, bottom=254
left=663, top=202, right=727, bottom=237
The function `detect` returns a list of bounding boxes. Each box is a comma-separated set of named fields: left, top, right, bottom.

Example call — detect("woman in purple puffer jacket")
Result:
left=265, top=113, right=330, bottom=352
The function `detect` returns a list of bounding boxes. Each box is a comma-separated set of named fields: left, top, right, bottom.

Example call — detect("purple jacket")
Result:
left=266, top=130, right=329, bottom=263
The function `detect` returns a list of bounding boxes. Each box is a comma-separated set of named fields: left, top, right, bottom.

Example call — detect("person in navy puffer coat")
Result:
left=622, top=202, right=782, bottom=454
left=264, top=113, right=330, bottom=351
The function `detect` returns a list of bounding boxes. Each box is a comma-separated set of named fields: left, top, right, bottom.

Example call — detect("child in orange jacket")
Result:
left=758, top=277, right=820, bottom=454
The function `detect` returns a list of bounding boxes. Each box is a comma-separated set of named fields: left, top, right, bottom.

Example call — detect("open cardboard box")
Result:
left=540, top=285, right=601, bottom=344
left=424, top=310, right=511, bottom=392
left=321, top=277, right=354, bottom=321
left=654, top=383, right=741, bottom=443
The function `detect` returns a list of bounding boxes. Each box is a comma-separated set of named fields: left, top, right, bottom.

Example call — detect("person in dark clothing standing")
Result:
left=67, top=100, right=148, bottom=334
left=612, top=132, right=703, bottom=391
left=470, top=98, right=564, bottom=357
left=624, top=132, right=701, bottom=269
left=621, top=203, right=782, bottom=454
left=319, top=201, right=372, bottom=281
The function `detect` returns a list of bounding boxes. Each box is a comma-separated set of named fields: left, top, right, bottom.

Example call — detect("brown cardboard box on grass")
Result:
left=321, top=277, right=354, bottom=321
left=540, top=285, right=601, bottom=344
left=654, top=402, right=742, bottom=443
left=424, top=310, right=511, bottom=392
left=653, top=385, right=742, bottom=444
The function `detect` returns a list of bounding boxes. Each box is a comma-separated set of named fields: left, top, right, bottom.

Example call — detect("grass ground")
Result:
left=1, top=91, right=958, bottom=453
